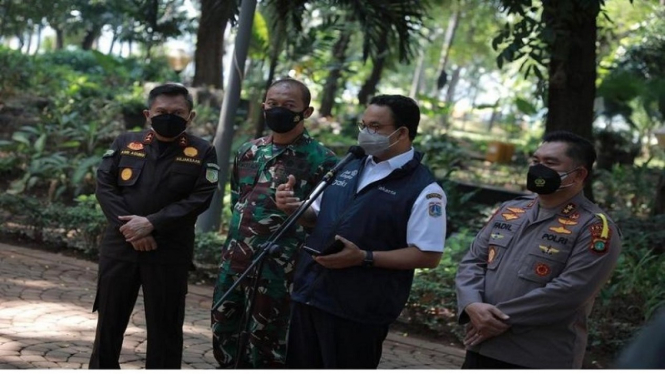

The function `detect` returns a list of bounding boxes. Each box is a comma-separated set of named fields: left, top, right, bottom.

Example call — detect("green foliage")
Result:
left=592, top=163, right=659, bottom=217
left=193, top=231, right=226, bottom=268
left=0, top=47, right=37, bottom=96
left=588, top=214, right=665, bottom=357
left=402, top=229, right=476, bottom=337
left=0, top=48, right=179, bottom=200
left=58, top=195, right=107, bottom=255
left=0, top=193, right=105, bottom=254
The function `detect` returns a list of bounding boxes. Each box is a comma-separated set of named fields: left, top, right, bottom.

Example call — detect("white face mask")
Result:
left=357, top=128, right=400, bottom=156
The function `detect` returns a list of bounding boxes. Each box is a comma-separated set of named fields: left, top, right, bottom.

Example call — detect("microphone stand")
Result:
left=211, top=164, right=342, bottom=369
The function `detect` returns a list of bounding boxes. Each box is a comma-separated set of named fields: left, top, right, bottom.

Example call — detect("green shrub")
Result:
left=587, top=214, right=665, bottom=359
left=0, top=47, right=37, bottom=95
left=193, top=231, right=226, bottom=268
left=402, top=229, right=476, bottom=339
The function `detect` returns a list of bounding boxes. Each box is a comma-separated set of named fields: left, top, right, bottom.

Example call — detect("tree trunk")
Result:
left=24, top=26, right=32, bottom=54
left=55, top=28, right=64, bottom=50
left=358, top=34, right=388, bottom=106
left=253, top=21, right=286, bottom=139
left=409, top=49, right=426, bottom=98
left=109, top=29, right=117, bottom=54
left=543, top=1, right=599, bottom=201
left=81, top=25, right=102, bottom=50
left=543, top=1, right=596, bottom=141
left=192, top=0, right=233, bottom=88
left=319, top=30, right=352, bottom=117
left=34, top=23, right=42, bottom=54
left=655, top=171, right=665, bottom=216
left=441, top=66, right=461, bottom=128
left=433, top=10, right=460, bottom=94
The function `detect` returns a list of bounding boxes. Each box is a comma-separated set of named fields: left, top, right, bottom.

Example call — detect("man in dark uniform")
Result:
left=89, top=83, right=218, bottom=369
left=455, top=131, right=621, bottom=369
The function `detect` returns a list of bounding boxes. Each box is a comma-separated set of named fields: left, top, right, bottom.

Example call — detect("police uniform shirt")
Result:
left=311, top=148, right=446, bottom=253
left=455, top=193, right=622, bottom=368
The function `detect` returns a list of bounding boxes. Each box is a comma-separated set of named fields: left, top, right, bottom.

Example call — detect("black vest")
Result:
left=292, top=152, right=436, bottom=324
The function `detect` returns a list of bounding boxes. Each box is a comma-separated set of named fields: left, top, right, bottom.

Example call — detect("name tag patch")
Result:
left=175, top=156, right=202, bottom=165
left=120, top=150, right=146, bottom=158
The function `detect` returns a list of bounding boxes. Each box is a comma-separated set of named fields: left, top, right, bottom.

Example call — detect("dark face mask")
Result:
left=264, top=107, right=305, bottom=134
left=526, top=163, right=579, bottom=195
left=151, top=113, right=188, bottom=138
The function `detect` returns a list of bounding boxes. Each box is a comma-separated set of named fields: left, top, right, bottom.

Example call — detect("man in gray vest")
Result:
left=455, top=131, right=621, bottom=369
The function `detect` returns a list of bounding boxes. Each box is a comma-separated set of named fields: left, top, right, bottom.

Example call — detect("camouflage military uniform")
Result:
left=212, top=130, right=337, bottom=368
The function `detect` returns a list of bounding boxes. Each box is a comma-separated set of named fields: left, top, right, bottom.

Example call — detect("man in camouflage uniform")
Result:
left=211, top=78, right=338, bottom=368
left=455, top=131, right=622, bottom=369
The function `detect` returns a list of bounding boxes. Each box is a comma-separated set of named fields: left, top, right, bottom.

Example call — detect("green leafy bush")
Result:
left=193, top=231, right=226, bottom=268
left=402, top=229, right=476, bottom=339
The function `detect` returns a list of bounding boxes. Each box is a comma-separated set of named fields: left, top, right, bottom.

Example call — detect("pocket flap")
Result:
left=171, top=162, right=201, bottom=176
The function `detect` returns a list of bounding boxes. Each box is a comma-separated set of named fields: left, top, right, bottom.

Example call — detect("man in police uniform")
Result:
left=89, top=83, right=218, bottom=369
left=455, top=131, right=621, bottom=369
left=211, top=78, right=338, bottom=368
left=275, top=94, right=446, bottom=369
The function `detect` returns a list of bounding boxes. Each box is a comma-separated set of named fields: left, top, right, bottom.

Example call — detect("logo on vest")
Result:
left=339, top=170, right=358, bottom=180
left=332, top=179, right=348, bottom=187
left=378, top=186, right=397, bottom=195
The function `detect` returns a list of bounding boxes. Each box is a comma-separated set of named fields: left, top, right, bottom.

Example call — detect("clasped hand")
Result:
left=463, top=302, right=510, bottom=347
left=118, top=215, right=156, bottom=251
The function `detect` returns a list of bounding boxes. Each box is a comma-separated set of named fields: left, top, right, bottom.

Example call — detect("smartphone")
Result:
left=322, top=239, right=344, bottom=255
left=302, top=239, right=345, bottom=256
left=302, top=245, right=323, bottom=256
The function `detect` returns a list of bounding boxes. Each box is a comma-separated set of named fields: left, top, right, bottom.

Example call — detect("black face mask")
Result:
left=526, top=163, right=579, bottom=195
left=264, top=107, right=305, bottom=134
left=526, top=163, right=563, bottom=195
left=151, top=114, right=187, bottom=138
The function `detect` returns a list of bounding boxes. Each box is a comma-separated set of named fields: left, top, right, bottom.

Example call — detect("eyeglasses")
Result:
left=357, top=121, right=393, bottom=135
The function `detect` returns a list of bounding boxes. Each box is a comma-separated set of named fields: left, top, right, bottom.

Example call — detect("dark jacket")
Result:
left=96, top=130, right=218, bottom=265
left=292, top=152, right=436, bottom=325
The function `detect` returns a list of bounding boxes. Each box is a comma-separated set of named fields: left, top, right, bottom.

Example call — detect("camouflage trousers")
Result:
left=211, top=259, right=293, bottom=369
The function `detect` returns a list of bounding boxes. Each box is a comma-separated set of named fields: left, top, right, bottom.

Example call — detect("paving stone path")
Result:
left=0, top=242, right=464, bottom=369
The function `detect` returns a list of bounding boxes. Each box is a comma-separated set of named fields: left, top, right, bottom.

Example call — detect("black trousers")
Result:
left=462, top=350, right=530, bottom=369
left=88, top=257, right=189, bottom=369
left=286, top=302, right=389, bottom=369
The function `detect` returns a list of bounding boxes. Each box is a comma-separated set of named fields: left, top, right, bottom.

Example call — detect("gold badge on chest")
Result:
left=183, top=146, right=198, bottom=157
left=121, top=168, right=133, bottom=181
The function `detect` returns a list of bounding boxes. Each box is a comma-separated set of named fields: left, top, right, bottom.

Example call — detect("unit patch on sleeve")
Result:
left=589, top=213, right=611, bottom=255
left=426, top=193, right=443, bottom=200
left=206, top=163, right=220, bottom=183
left=428, top=202, right=442, bottom=217
left=103, top=149, right=115, bottom=158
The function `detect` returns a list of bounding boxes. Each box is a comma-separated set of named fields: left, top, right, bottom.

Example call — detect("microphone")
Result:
left=301, top=146, right=365, bottom=204
left=321, top=145, right=366, bottom=182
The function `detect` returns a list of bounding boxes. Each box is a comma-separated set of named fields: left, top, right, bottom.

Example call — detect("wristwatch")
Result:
left=362, top=250, right=374, bottom=268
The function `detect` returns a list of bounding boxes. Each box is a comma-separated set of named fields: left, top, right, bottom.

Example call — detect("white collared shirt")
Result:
left=310, top=148, right=446, bottom=253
